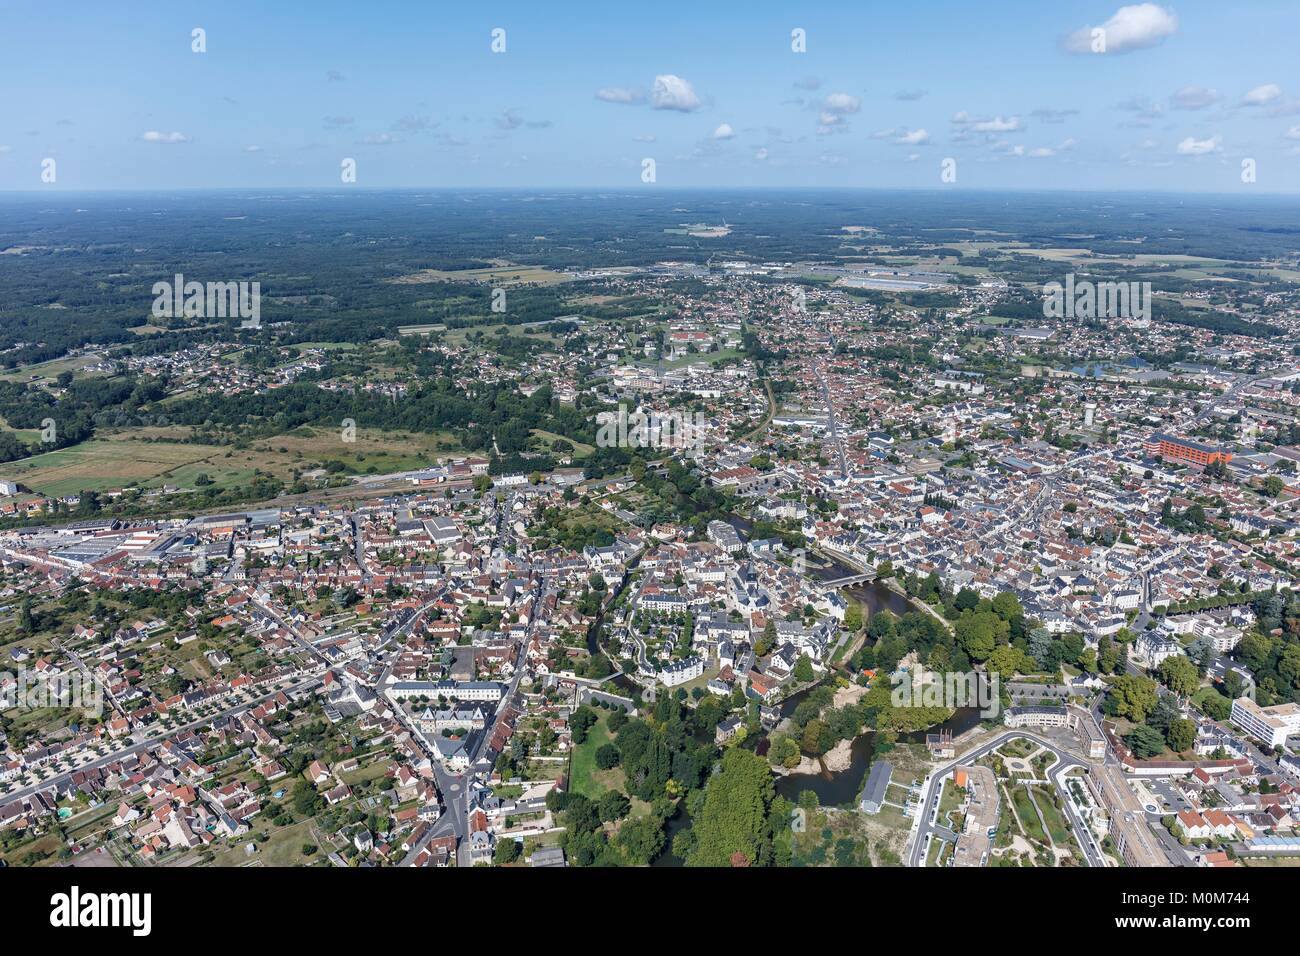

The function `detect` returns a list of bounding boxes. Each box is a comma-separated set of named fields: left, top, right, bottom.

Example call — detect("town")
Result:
left=2, top=238, right=1299, bottom=871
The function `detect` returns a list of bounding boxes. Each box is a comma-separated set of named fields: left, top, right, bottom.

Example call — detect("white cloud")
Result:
left=392, top=115, right=438, bottom=133
left=822, top=92, right=860, bottom=115
left=243, top=145, right=262, bottom=153
left=596, top=86, right=645, bottom=105
left=711, top=123, right=735, bottom=140
left=1030, top=107, right=1079, bottom=124
left=651, top=75, right=701, bottom=112
left=140, top=130, right=191, bottom=144
left=1241, top=83, right=1282, bottom=106
left=632, top=134, right=656, bottom=143
left=973, top=116, right=1021, bottom=133
left=1170, top=86, right=1219, bottom=110
left=1062, top=3, right=1178, bottom=55
left=1028, top=147, right=1055, bottom=158
left=754, top=146, right=769, bottom=160
left=1176, top=134, right=1222, bottom=155
left=359, top=133, right=399, bottom=146
left=1284, top=125, right=1300, bottom=140
left=897, top=128, right=930, bottom=145
left=952, top=112, right=1023, bottom=134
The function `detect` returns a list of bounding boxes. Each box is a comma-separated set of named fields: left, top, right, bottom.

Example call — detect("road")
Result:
left=350, top=512, right=372, bottom=577
left=906, top=728, right=1104, bottom=868
left=1, top=673, right=323, bottom=805
left=814, top=358, right=849, bottom=479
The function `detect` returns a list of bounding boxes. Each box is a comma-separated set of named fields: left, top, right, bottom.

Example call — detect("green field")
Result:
left=567, top=713, right=615, bottom=799
left=0, top=439, right=221, bottom=496
left=0, top=425, right=467, bottom=497
left=1031, top=786, right=1074, bottom=846
left=1010, top=785, right=1048, bottom=844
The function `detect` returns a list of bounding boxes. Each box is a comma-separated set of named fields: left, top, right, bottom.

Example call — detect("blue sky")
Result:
left=3, top=0, right=1299, bottom=191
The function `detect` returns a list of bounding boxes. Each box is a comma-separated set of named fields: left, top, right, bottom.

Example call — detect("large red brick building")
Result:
left=1143, top=432, right=1232, bottom=467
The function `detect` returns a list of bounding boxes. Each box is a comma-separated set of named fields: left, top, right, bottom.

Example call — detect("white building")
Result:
left=659, top=656, right=704, bottom=688
left=1230, top=697, right=1300, bottom=750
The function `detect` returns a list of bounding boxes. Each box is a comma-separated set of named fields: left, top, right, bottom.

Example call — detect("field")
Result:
left=388, top=262, right=570, bottom=286
left=0, top=424, right=466, bottom=497
left=530, top=428, right=594, bottom=457
left=0, top=352, right=108, bottom=384
left=0, top=438, right=221, bottom=496
left=568, top=712, right=616, bottom=799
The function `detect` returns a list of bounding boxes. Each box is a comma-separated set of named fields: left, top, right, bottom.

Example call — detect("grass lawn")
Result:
left=340, top=758, right=394, bottom=788
left=938, top=777, right=962, bottom=823
left=209, top=817, right=325, bottom=868
left=1031, top=786, right=1074, bottom=846
left=925, top=834, right=947, bottom=867
left=1010, top=785, right=1049, bottom=844
left=567, top=713, right=614, bottom=799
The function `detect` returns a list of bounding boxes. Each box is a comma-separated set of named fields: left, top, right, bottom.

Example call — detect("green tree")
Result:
left=595, top=743, right=620, bottom=770
left=1125, top=723, right=1165, bottom=759
left=793, top=654, right=815, bottom=683
left=1158, top=655, right=1200, bottom=697
left=685, top=748, right=776, bottom=867
left=494, top=839, right=521, bottom=865
left=1107, top=674, right=1159, bottom=723
left=1166, top=717, right=1196, bottom=753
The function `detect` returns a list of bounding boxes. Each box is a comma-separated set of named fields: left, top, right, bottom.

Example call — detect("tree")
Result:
left=1125, top=723, right=1165, bottom=759
left=1222, top=669, right=1248, bottom=700
left=793, top=654, right=815, bottom=683
left=1197, top=687, right=1231, bottom=721
left=991, top=591, right=1023, bottom=623
left=570, top=706, right=598, bottom=744
left=616, top=816, right=666, bottom=866
left=595, top=743, right=620, bottom=770
left=684, top=748, right=776, bottom=867
left=493, top=839, right=521, bottom=865
left=1167, top=717, right=1196, bottom=753
left=987, top=643, right=1028, bottom=678
left=1158, top=655, right=1200, bottom=697
left=291, top=779, right=323, bottom=817
left=1106, top=674, right=1159, bottom=723
left=597, top=790, right=630, bottom=823
left=954, top=610, right=1002, bottom=662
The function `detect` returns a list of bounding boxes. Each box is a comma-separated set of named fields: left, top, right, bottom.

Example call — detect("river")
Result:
left=771, top=707, right=984, bottom=807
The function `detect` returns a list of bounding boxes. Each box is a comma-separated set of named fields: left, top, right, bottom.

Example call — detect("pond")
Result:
left=772, top=708, right=984, bottom=808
